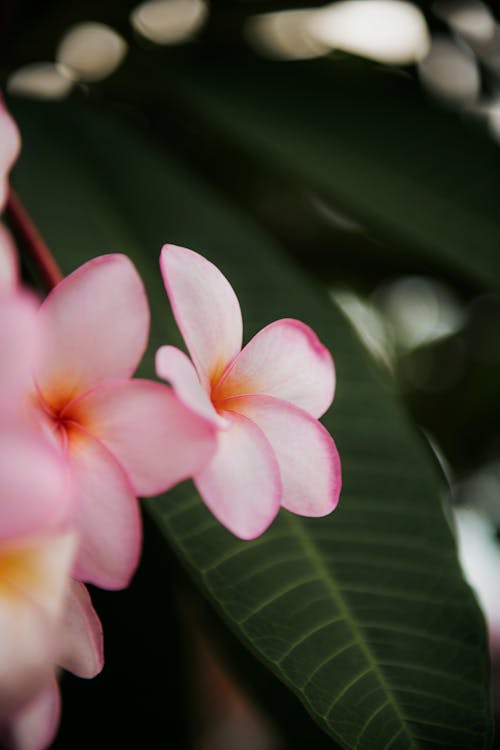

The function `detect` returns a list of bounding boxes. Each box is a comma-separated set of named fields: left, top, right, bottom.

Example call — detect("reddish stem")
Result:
left=6, top=190, right=63, bottom=290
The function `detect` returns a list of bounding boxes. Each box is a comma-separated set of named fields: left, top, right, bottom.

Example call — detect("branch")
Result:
left=6, top=189, right=63, bottom=290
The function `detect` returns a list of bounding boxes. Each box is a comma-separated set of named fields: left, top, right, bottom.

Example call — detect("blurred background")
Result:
left=1, top=0, right=499, bottom=746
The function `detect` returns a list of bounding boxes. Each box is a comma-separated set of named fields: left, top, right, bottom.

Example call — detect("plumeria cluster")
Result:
left=0, top=103, right=94, bottom=748
left=0, top=98, right=341, bottom=748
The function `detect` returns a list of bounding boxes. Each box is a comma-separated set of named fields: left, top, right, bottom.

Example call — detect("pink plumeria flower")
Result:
left=0, top=176, right=101, bottom=748
left=33, top=254, right=216, bottom=590
left=4, top=581, right=104, bottom=750
left=0, top=429, right=75, bottom=723
left=0, top=95, right=20, bottom=212
left=156, top=245, right=341, bottom=539
left=0, top=250, right=74, bottom=540
left=1, top=259, right=102, bottom=748
left=0, top=285, right=76, bottom=724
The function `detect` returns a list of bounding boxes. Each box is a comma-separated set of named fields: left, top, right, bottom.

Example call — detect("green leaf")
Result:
left=156, top=52, right=500, bottom=290
left=11, top=97, right=492, bottom=749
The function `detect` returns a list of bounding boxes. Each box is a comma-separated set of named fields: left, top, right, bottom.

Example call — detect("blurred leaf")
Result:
left=156, top=51, right=500, bottom=290
left=11, top=97, right=492, bottom=749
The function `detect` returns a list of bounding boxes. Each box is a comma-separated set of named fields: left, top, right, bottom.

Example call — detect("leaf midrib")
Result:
left=285, top=513, right=419, bottom=750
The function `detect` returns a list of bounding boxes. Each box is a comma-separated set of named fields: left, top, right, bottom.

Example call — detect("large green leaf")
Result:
left=11, top=97, right=491, bottom=749
left=155, top=51, right=500, bottom=290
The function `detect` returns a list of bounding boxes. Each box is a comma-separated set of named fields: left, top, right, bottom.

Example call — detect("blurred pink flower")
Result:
left=4, top=582, right=104, bottom=750
left=33, top=254, right=216, bottom=590
left=0, top=270, right=76, bottom=727
left=0, top=465, right=75, bottom=725
left=0, top=106, right=103, bottom=750
left=0, top=242, right=74, bottom=540
left=0, top=95, right=20, bottom=212
left=156, top=245, right=341, bottom=539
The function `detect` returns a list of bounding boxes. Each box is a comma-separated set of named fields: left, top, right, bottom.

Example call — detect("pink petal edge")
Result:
left=59, top=581, right=104, bottom=679
left=225, top=394, right=341, bottom=517
left=214, top=318, right=336, bottom=419
left=160, top=244, right=243, bottom=388
left=194, top=410, right=282, bottom=540
left=36, top=254, right=149, bottom=405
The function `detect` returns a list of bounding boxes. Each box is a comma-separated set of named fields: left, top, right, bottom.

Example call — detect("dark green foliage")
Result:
left=11, top=99, right=492, bottom=748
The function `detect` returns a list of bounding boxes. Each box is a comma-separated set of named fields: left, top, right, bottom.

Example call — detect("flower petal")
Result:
left=36, top=255, right=149, bottom=407
left=195, top=411, right=282, bottom=539
left=0, top=291, right=40, bottom=411
left=0, top=534, right=74, bottom=720
left=0, top=603, right=53, bottom=723
left=160, top=245, right=242, bottom=387
left=214, top=318, right=335, bottom=419
left=69, top=429, right=142, bottom=590
left=0, top=427, right=73, bottom=543
left=59, top=582, right=104, bottom=679
left=71, top=378, right=217, bottom=496
left=5, top=679, right=61, bottom=750
left=0, top=97, right=21, bottom=212
left=225, top=395, right=341, bottom=517
left=155, top=345, right=225, bottom=428
left=2, top=533, right=76, bottom=619
left=0, top=224, right=18, bottom=290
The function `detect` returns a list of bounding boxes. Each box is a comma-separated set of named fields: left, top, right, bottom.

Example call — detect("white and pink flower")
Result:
left=0, top=250, right=75, bottom=732
left=32, top=253, right=217, bottom=590
left=3, top=581, right=104, bottom=750
left=156, top=244, right=341, bottom=539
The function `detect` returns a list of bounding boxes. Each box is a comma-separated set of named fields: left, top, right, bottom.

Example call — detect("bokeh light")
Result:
left=454, top=507, right=500, bottom=654
left=130, top=0, right=208, bottom=45
left=418, top=36, right=480, bottom=103
left=7, top=63, right=74, bottom=99
left=56, top=22, right=128, bottom=83
left=332, top=290, right=394, bottom=370
left=434, top=0, right=496, bottom=44
left=245, top=9, right=329, bottom=61
left=374, top=276, right=464, bottom=351
left=306, top=0, right=430, bottom=65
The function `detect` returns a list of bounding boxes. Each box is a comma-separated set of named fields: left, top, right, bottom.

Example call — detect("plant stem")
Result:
left=6, top=190, right=63, bottom=290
